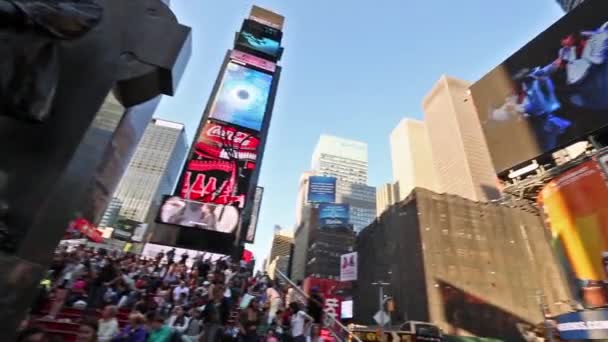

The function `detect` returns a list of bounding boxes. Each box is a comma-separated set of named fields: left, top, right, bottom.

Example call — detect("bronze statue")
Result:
left=0, top=0, right=102, bottom=122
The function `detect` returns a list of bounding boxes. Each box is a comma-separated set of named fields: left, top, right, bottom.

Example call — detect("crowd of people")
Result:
left=18, top=244, right=329, bottom=342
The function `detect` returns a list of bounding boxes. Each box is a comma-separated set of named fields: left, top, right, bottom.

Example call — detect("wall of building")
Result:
left=110, top=119, right=186, bottom=224
left=356, top=188, right=572, bottom=340
left=336, top=181, right=376, bottom=232
left=376, top=182, right=399, bottom=217
left=390, top=119, right=439, bottom=199
left=356, top=197, right=430, bottom=324
left=423, top=76, right=499, bottom=202
left=306, top=226, right=356, bottom=280
left=291, top=205, right=318, bottom=281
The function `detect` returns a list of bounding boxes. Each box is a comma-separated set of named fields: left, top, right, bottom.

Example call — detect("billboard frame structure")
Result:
left=470, top=0, right=608, bottom=177
left=155, top=50, right=282, bottom=256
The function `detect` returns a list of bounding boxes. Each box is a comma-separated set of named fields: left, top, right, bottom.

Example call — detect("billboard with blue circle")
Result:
left=209, top=61, right=273, bottom=132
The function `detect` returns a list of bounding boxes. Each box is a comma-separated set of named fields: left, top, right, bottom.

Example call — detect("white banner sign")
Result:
left=340, top=252, right=358, bottom=282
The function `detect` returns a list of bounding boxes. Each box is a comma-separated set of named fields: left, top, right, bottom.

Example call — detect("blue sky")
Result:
left=156, top=0, right=564, bottom=262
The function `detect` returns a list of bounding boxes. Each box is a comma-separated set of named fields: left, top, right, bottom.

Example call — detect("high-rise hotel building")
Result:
left=311, top=135, right=376, bottom=232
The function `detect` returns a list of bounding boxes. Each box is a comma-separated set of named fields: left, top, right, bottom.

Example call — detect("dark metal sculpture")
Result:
left=0, top=0, right=103, bottom=122
left=0, top=0, right=191, bottom=337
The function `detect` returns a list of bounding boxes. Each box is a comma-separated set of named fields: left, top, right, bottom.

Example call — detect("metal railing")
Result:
left=274, top=269, right=362, bottom=342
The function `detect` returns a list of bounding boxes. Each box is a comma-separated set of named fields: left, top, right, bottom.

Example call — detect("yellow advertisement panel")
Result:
left=539, top=160, right=608, bottom=304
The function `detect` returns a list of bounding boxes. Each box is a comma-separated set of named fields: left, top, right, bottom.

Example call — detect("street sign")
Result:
left=374, top=310, right=390, bottom=327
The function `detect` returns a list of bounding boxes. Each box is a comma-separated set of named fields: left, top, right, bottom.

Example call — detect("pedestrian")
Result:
left=167, top=306, right=190, bottom=335
left=239, top=299, right=261, bottom=342
left=148, top=314, right=173, bottom=342
left=265, top=328, right=279, bottom=342
left=266, top=282, right=282, bottom=324
left=289, top=303, right=313, bottom=342
left=307, top=288, right=324, bottom=325
left=112, top=313, right=147, bottom=342
left=98, top=305, right=119, bottom=342
left=77, top=319, right=99, bottom=342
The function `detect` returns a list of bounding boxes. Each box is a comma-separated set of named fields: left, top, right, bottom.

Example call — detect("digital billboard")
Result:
left=141, top=243, right=226, bottom=268
left=236, top=19, right=282, bottom=61
left=556, top=308, right=608, bottom=340
left=319, top=203, right=349, bottom=226
left=245, top=186, right=263, bottom=243
left=538, top=160, right=608, bottom=307
left=157, top=196, right=240, bottom=234
left=112, top=219, right=140, bottom=241
left=308, top=176, right=337, bottom=203
left=180, top=120, right=258, bottom=208
left=470, top=0, right=608, bottom=173
left=208, top=61, right=273, bottom=132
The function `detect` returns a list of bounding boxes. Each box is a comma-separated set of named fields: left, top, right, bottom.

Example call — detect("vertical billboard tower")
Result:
left=154, top=6, right=284, bottom=255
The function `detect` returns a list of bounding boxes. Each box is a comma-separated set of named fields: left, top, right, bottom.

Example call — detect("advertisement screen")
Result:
left=141, top=243, right=226, bottom=268
left=470, top=0, right=608, bottom=173
left=245, top=186, right=263, bottom=243
left=157, top=196, right=240, bottom=234
left=340, top=252, right=358, bottom=282
left=112, top=219, right=140, bottom=241
left=209, top=62, right=273, bottom=132
left=308, top=176, right=337, bottom=203
left=538, top=160, right=608, bottom=306
left=556, top=308, right=608, bottom=340
left=319, top=203, right=350, bottom=226
left=180, top=120, right=258, bottom=208
left=237, top=20, right=282, bottom=60
left=341, top=300, right=353, bottom=319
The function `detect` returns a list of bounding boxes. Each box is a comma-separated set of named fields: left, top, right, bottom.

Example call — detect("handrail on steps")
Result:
left=274, top=269, right=363, bottom=342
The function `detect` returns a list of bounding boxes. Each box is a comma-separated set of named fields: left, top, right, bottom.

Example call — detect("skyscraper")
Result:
left=266, top=228, right=294, bottom=278
left=556, top=0, right=585, bottom=11
left=312, top=135, right=368, bottom=184
left=376, top=182, right=399, bottom=217
left=268, top=228, right=294, bottom=265
left=102, top=118, right=187, bottom=227
left=295, top=171, right=316, bottom=227
left=423, top=75, right=500, bottom=202
left=311, top=135, right=376, bottom=232
left=390, top=119, right=439, bottom=199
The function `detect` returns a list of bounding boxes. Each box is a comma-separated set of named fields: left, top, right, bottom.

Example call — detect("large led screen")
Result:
left=236, top=19, right=282, bottom=61
left=237, top=19, right=282, bottom=61
left=180, top=120, right=258, bottom=208
left=307, top=176, right=337, bottom=203
left=470, top=0, right=608, bottom=173
left=319, top=203, right=350, bottom=227
left=208, top=62, right=273, bottom=132
left=245, top=186, right=263, bottom=243
left=141, top=243, right=226, bottom=268
left=538, top=160, right=608, bottom=307
left=157, top=196, right=240, bottom=234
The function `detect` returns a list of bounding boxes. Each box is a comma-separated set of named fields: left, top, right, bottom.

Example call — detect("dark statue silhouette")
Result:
left=0, top=0, right=103, bottom=121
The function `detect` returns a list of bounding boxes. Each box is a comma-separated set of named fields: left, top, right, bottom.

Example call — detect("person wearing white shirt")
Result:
left=290, top=303, right=313, bottom=342
left=97, top=305, right=119, bottom=342
left=266, top=284, right=282, bottom=324
left=167, top=306, right=191, bottom=335
left=173, top=281, right=190, bottom=302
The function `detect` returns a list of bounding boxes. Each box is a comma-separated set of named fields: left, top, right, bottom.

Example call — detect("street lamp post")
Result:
left=372, top=280, right=391, bottom=342
left=534, top=290, right=554, bottom=342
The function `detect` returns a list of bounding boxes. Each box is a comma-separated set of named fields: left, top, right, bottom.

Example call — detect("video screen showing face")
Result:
left=179, top=121, right=258, bottom=208
left=470, top=0, right=608, bottom=173
left=158, top=196, right=240, bottom=234
left=209, top=62, right=273, bottom=132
